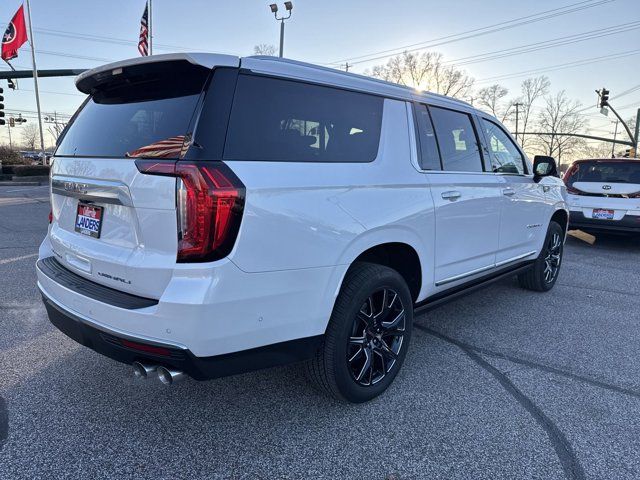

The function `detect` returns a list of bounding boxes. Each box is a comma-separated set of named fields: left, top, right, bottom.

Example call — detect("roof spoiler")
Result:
left=76, top=53, right=239, bottom=94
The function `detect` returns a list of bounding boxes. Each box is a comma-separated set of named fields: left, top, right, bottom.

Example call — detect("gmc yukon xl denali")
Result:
left=37, top=53, right=568, bottom=402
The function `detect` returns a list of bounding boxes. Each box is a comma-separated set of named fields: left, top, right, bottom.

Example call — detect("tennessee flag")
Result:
left=1, top=5, right=28, bottom=61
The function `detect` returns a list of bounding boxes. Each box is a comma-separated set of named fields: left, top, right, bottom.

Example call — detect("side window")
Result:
left=429, top=106, right=483, bottom=172
left=482, top=119, right=526, bottom=175
left=414, top=104, right=441, bottom=170
left=223, top=75, right=383, bottom=163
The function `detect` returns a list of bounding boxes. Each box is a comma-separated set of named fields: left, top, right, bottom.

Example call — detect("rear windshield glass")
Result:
left=566, top=161, right=640, bottom=185
left=57, top=66, right=208, bottom=158
left=223, top=75, right=383, bottom=163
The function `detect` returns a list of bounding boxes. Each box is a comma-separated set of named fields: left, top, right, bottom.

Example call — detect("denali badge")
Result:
left=64, top=181, right=89, bottom=194
left=602, top=185, right=612, bottom=190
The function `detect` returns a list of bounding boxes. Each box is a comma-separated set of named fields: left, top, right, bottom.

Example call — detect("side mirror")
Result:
left=533, top=155, right=558, bottom=182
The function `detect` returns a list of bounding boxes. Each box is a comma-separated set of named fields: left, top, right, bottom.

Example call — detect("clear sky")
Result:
left=0, top=0, right=638, bottom=147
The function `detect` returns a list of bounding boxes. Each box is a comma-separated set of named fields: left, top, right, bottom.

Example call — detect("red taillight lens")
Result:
left=48, top=208, right=53, bottom=224
left=135, top=159, right=245, bottom=263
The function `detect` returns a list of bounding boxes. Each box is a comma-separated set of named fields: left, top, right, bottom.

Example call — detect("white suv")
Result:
left=37, top=54, right=568, bottom=402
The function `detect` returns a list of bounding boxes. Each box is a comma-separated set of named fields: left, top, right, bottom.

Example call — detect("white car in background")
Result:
left=37, top=53, right=568, bottom=403
left=564, top=158, right=640, bottom=234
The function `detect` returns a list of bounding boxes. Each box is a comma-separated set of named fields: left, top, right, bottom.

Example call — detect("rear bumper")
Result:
left=569, top=211, right=640, bottom=233
left=41, top=290, right=322, bottom=380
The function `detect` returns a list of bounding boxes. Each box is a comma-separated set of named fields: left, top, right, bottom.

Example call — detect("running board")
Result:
left=414, top=261, right=534, bottom=314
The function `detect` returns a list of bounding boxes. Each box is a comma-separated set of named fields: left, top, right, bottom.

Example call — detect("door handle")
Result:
left=441, top=190, right=461, bottom=200
left=502, top=188, right=516, bottom=196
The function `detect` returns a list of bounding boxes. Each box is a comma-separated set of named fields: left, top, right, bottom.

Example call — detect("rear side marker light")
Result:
left=135, top=159, right=245, bottom=263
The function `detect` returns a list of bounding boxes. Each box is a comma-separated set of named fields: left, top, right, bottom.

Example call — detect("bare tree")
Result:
left=517, top=76, right=550, bottom=149
left=47, top=121, right=66, bottom=144
left=21, top=123, right=39, bottom=150
left=532, top=90, right=587, bottom=168
left=253, top=44, right=277, bottom=56
left=476, top=84, right=514, bottom=123
left=368, top=51, right=474, bottom=100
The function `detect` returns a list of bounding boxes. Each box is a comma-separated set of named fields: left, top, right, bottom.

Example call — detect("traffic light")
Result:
left=0, top=87, right=5, bottom=126
left=599, top=88, right=609, bottom=108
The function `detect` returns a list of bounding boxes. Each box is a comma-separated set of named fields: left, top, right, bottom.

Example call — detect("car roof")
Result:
left=242, top=56, right=475, bottom=112
left=76, top=53, right=476, bottom=113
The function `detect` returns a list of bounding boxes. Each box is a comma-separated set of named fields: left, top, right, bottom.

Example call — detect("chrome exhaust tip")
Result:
left=132, top=361, right=157, bottom=379
left=157, top=366, right=185, bottom=385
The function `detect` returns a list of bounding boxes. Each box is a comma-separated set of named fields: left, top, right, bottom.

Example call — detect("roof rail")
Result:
left=245, top=55, right=472, bottom=107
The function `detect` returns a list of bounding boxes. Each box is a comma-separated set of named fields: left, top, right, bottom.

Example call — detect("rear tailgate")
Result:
left=49, top=54, right=239, bottom=299
left=50, top=158, right=177, bottom=299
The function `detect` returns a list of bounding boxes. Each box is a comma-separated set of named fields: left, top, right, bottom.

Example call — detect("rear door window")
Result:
left=223, top=75, right=383, bottom=162
left=429, top=106, right=483, bottom=172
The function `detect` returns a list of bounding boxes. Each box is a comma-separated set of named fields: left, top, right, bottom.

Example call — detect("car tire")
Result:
left=305, top=262, right=413, bottom=403
left=518, top=221, right=564, bottom=292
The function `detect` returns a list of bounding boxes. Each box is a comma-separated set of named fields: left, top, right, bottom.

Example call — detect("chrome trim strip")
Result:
left=435, top=250, right=537, bottom=286
left=494, top=250, right=537, bottom=268
left=37, top=278, right=187, bottom=351
left=51, top=175, right=133, bottom=206
left=435, top=264, right=495, bottom=287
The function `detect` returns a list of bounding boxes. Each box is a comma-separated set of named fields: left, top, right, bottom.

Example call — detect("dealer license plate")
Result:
left=75, top=203, right=103, bottom=238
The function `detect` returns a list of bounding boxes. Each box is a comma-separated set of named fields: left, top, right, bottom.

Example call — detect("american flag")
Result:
left=138, top=3, right=149, bottom=56
left=127, top=136, right=189, bottom=159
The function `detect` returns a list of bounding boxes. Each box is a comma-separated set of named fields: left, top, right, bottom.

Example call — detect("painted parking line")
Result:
left=0, top=253, right=38, bottom=265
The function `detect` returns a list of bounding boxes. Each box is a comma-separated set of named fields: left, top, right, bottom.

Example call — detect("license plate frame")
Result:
left=592, top=208, right=615, bottom=220
left=75, top=202, right=104, bottom=238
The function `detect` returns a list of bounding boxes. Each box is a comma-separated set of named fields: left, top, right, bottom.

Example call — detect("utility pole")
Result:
left=344, top=62, right=350, bottom=72
left=514, top=102, right=523, bottom=143
left=269, top=3, right=293, bottom=58
left=25, top=0, right=46, bottom=165
left=634, top=108, right=640, bottom=158
left=611, top=120, right=619, bottom=158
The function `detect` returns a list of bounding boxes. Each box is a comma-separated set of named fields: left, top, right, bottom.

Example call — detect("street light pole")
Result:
left=611, top=120, right=619, bottom=158
left=279, top=19, right=285, bottom=58
left=269, top=2, right=293, bottom=58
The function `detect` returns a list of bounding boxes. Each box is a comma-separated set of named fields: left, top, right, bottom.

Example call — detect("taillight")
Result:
left=48, top=208, right=53, bottom=224
left=563, top=163, right=580, bottom=195
left=135, top=159, right=245, bottom=263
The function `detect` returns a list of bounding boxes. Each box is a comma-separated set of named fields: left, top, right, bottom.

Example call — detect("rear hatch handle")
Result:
left=52, top=175, right=133, bottom=207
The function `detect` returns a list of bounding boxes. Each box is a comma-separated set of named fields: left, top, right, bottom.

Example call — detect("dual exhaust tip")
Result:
left=132, top=361, right=185, bottom=385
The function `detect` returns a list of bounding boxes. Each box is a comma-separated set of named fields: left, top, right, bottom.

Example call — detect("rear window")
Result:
left=223, top=75, right=383, bottom=163
left=56, top=64, right=209, bottom=158
left=565, top=161, right=640, bottom=185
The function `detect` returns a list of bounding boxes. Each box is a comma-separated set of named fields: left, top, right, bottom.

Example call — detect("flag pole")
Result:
left=148, top=0, right=153, bottom=55
left=24, top=0, right=46, bottom=164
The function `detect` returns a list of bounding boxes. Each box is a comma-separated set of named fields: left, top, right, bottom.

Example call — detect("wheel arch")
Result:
left=334, top=228, right=428, bottom=304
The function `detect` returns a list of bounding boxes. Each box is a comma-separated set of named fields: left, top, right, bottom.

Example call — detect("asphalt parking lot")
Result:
left=1, top=185, right=639, bottom=480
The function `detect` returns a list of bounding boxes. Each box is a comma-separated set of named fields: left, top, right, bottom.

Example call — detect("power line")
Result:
left=445, top=22, right=640, bottom=67
left=327, top=0, right=615, bottom=66
left=474, top=49, right=640, bottom=83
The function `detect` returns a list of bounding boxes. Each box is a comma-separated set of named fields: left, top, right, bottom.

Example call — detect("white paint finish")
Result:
left=49, top=157, right=178, bottom=299
left=38, top=57, right=569, bottom=359
left=496, top=175, right=550, bottom=264
left=573, top=181, right=640, bottom=196
left=426, top=172, right=503, bottom=286
left=38, top=258, right=343, bottom=357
